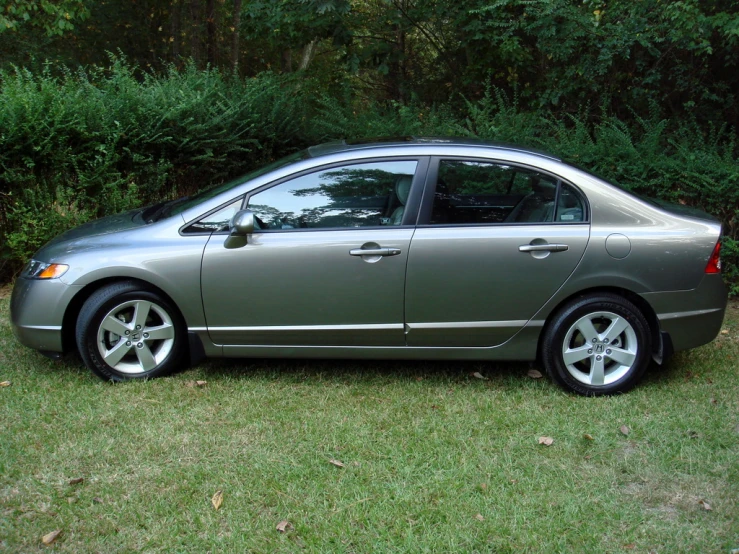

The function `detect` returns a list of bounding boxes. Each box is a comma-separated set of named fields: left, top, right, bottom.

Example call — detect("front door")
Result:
left=201, top=159, right=422, bottom=346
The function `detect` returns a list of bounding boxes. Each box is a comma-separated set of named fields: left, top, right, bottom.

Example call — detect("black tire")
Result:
left=541, top=292, right=652, bottom=396
left=75, top=281, right=186, bottom=381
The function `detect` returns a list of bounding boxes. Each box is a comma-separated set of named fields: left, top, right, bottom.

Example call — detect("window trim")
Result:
left=242, top=156, right=430, bottom=233
left=417, top=156, right=590, bottom=227
left=179, top=195, right=246, bottom=236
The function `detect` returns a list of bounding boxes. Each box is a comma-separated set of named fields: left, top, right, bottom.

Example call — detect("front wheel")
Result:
left=541, top=293, right=652, bottom=396
left=76, top=281, right=186, bottom=381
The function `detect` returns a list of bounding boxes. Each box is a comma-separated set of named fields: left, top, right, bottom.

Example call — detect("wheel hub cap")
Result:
left=561, top=311, right=638, bottom=387
left=96, top=300, right=175, bottom=374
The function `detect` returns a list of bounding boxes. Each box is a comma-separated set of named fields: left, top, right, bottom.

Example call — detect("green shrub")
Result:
left=0, top=59, right=312, bottom=276
left=1, top=64, right=737, bottom=294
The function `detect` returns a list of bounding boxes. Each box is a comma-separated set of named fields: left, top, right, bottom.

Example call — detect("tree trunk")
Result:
left=231, top=0, right=242, bottom=73
left=206, top=0, right=216, bottom=66
left=189, top=0, right=201, bottom=65
left=298, top=39, right=317, bottom=71
left=281, top=49, right=292, bottom=73
left=171, top=0, right=181, bottom=61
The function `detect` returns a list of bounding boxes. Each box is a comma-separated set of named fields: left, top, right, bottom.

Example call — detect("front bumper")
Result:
left=10, top=277, right=82, bottom=353
left=642, top=273, right=728, bottom=353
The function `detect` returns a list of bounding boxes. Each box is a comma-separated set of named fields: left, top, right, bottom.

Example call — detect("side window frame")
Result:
left=180, top=195, right=245, bottom=235
left=417, top=156, right=589, bottom=226
left=244, top=156, right=430, bottom=232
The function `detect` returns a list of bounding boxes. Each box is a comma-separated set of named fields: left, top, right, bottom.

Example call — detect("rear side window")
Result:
left=248, top=161, right=418, bottom=230
left=428, top=160, right=585, bottom=225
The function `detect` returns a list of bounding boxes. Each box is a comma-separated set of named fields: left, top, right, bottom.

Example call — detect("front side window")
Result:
left=428, top=160, right=585, bottom=225
left=248, top=161, right=418, bottom=230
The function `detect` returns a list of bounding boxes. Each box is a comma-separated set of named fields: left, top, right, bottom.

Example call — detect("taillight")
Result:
left=705, top=241, right=721, bottom=274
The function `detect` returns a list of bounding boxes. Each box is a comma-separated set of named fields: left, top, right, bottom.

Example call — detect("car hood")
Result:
left=43, top=208, right=145, bottom=248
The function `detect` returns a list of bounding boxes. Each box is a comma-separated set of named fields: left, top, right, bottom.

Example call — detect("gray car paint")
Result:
left=10, top=139, right=727, bottom=366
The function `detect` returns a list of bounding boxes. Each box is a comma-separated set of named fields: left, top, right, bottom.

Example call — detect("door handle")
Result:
left=518, top=243, right=569, bottom=253
left=350, top=247, right=402, bottom=257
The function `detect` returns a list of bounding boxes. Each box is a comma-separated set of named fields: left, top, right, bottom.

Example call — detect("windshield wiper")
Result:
left=144, top=197, right=189, bottom=223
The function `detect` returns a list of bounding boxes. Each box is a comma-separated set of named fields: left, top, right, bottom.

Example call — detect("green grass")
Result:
left=1, top=296, right=738, bottom=553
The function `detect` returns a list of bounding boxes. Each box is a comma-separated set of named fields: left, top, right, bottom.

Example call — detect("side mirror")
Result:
left=224, top=209, right=255, bottom=249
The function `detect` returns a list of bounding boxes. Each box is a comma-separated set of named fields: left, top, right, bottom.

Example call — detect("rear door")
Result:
left=405, top=158, right=590, bottom=347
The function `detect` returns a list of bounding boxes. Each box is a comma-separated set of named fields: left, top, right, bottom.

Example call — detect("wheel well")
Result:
left=61, top=278, right=184, bottom=353
left=538, top=287, right=662, bottom=360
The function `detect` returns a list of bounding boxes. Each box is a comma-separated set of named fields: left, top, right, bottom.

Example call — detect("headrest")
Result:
left=395, top=175, right=412, bottom=205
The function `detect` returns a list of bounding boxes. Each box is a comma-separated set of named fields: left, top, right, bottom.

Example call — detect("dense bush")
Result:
left=0, top=59, right=311, bottom=269
left=1, top=62, right=737, bottom=293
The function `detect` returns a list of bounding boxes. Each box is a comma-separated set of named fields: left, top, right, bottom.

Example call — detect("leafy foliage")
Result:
left=0, top=59, right=311, bottom=275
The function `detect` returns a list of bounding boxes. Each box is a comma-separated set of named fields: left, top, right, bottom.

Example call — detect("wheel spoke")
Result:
left=589, top=356, right=605, bottom=386
left=563, top=345, right=591, bottom=365
left=603, top=317, right=630, bottom=343
left=575, top=318, right=599, bottom=343
left=100, top=315, right=131, bottom=337
left=135, top=343, right=157, bottom=371
left=144, top=323, right=174, bottom=341
left=132, top=301, right=152, bottom=331
left=103, top=340, right=132, bottom=367
left=607, top=347, right=636, bottom=367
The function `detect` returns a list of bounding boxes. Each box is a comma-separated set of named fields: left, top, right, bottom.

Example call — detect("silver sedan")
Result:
left=10, top=138, right=728, bottom=395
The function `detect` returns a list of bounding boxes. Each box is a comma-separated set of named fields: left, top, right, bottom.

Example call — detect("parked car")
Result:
left=10, top=138, right=727, bottom=395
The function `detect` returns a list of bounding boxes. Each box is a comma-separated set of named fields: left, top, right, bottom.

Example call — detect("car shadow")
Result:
left=193, top=356, right=536, bottom=388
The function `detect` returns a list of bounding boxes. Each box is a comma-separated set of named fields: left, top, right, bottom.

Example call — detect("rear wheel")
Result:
left=76, top=281, right=186, bottom=381
left=542, top=293, right=652, bottom=396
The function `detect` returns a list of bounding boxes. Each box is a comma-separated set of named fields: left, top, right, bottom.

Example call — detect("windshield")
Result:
left=167, top=150, right=310, bottom=217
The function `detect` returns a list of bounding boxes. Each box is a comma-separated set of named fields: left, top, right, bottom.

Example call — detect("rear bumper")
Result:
left=641, top=274, right=728, bottom=353
left=10, top=277, right=81, bottom=353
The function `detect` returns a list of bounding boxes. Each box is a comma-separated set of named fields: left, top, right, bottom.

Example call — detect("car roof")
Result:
left=306, top=136, right=561, bottom=162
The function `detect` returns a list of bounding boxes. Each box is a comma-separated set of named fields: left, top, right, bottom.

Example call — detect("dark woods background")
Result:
left=1, top=0, right=738, bottom=287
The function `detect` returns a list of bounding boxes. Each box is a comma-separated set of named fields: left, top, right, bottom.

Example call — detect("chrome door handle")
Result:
left=349, top=247, right=402, bottom=257
left=519, top=243, right=569, bottom=253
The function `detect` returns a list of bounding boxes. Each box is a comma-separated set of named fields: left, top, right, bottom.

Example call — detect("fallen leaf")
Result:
left=720, top=329, right=729, bottom=335
left=475, top=513, right=484, bottom=521
left=42, top=530, right=61, bottom=545
left=624, top=544, right=636, bottom=550
left=583, top=433, right=594, bottom=441
left=67, top=497, right=77, bottom=504
left=329, top=459, right=345, bottom=468
left=479, top=483, right=488, bottom=491
left=619, top=425, right=630, bottom=436
left=710, top=398, right=717, bottom=404
left=92, top=497, right=103, bottom=504
left=472, top=372, right=488, bottom=380
left=538, top=436, right=554, bottom=446
left=211, top=490, right=223, bottom=510
left=527, top=369, right=543, bottom=379
left=196, top=380, right=207, bottom=386
left=415, top=376, right=423, bottom=381
left=276, top=519, right=293, bottom=533
left=0, top=381, right=11, bottom=387
left=699, top=499, right=712, bottom=511
left=68, top=477, right=84, bottom=485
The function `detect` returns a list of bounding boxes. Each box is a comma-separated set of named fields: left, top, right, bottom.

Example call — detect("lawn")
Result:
left=1, top=293, right=737, bottom=553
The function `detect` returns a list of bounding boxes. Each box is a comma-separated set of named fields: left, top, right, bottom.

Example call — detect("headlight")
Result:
left=23, top=260, right=69, bottom=280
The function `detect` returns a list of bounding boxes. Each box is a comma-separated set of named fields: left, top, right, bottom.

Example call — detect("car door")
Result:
left=404, top=158, right=590, bottom=347
left=200, top=158, right=426, bottom=346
